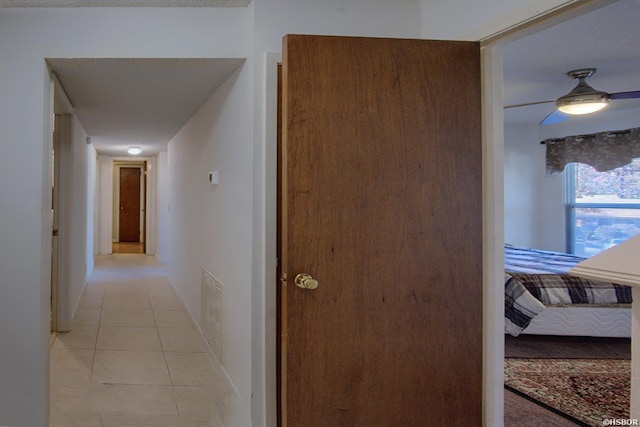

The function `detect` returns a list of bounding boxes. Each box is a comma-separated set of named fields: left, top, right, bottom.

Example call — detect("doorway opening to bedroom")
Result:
left=500, top=0, right=638, bottom=424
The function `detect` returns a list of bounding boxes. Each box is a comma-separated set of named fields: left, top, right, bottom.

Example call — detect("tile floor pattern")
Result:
left=50, top=254, right=228, bottom=427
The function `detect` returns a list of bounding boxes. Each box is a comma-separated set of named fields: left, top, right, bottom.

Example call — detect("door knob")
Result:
left=294, top=273, right=319, bottom=290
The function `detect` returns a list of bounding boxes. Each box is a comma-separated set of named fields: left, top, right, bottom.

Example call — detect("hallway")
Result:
left=50, top=254, right=227, bottom=427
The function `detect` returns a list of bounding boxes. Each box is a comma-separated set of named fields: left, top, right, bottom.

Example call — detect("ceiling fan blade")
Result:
left=504, top=99, right=554, bottom=109
left=610, top=91, right=640, bottom=100
left=539, top=109, right=568, bottom=126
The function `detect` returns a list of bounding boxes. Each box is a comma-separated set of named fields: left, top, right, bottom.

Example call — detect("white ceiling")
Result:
left=47, top=58, right=245, bottom=156
left=503, top=0, right=640, bottom=128
left=1, top=0, right=250, bottom=7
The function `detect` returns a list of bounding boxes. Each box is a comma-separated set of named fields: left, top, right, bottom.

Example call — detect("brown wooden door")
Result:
left=119, top=167, right=141, bottom=242
left=279, top=35, right=482, bottom=426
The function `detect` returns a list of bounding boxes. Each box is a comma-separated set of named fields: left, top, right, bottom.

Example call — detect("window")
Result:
left=567, top=159, right=640, bottom=256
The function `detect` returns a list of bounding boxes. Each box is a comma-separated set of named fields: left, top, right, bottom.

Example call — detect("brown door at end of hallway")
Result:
left=279, top=35, right=483, bottom=426
left=119, top=167, right=141, bottom=242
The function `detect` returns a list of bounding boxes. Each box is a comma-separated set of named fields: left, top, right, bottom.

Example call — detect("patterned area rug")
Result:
left=504, top=358, right=630, bottom=426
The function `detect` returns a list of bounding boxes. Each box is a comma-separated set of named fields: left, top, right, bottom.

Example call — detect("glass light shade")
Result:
left=558, top=101, right=608, bottom=115
left=128, top=146, right=142, bottom=155
left=555, top=74, right=609, bottom=116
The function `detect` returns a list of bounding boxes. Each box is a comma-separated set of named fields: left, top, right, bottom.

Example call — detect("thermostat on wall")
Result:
left=209, top=170, right=219, bottom=185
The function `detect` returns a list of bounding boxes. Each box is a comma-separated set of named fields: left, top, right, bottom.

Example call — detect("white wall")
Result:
left=504, top=123, right=566, bottom=251
left=0, top=7, right=252, bottom=426
left=156, top=151, right=169, bottom=264
left=167, top=60, right=253, bottom=426
left=68, top=116, right=93, bottom=320
left=87, top=143, right=97, bottom=276
left=0, top=58, right=52, bottom=427
left=254, top=0, right=421, bottom=53
left=145, top=157, right=158, bottom=256
left=504, top=124, right=540, bottom=247
left=97, top=155, right=114, bottom=255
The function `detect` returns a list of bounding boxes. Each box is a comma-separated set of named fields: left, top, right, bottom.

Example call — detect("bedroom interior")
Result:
left=502, top=0, right=640, bottom=424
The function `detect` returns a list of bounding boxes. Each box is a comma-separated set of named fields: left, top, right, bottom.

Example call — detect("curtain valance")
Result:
left=543, top=127, right=640, bottom=174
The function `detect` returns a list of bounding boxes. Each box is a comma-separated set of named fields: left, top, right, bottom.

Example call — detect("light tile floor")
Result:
left=50, top=254, right=227, bottom=427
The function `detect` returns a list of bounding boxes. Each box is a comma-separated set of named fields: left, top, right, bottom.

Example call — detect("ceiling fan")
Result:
left=505, top=68, right=640, bottom=125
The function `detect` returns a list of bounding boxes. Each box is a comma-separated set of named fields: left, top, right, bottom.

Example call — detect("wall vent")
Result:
left=201, top=268, right=223, bottom=363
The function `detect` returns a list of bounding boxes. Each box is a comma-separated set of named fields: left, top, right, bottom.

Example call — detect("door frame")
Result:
left=113, top=162, right=146, bottom=245
left=263, top=1, right=614, bottom=425
left=52, top=75, right=74, bottom=333
left=51, top=115, right=60, bottom=334
left=476, top=1, right=617, bottom=424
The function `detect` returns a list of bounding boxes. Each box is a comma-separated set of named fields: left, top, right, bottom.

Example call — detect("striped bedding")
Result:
left=504, top=245, right=632, bottom=336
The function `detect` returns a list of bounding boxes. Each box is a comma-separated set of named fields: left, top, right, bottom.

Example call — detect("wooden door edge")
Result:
left=277, top=51, right=289, bottom=426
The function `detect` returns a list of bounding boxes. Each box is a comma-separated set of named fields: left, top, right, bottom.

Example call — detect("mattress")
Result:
left=521, top=306, right=631, bottom=337
left=504, top=245, right=632, bottom=337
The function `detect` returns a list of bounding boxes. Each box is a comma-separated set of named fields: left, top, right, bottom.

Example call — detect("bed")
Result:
left=504, top=245, right=632, bottom=337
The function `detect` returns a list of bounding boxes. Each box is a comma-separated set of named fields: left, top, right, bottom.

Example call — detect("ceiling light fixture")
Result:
left=556, top=68, right=609, bottom=115
left=128, top=146, right=142, bottom=155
